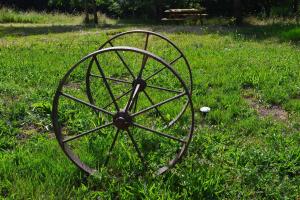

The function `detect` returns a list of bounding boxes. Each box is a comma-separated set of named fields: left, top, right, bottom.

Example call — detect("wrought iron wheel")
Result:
left=86, top=30, right=193, bottom=127
left=52, top=47, right=194, bottom=175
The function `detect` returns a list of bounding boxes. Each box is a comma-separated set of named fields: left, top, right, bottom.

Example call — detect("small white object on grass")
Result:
left=200, top=106, right=211, bottom=113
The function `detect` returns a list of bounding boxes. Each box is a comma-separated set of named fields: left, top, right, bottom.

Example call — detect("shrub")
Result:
left=281, top=28, right=300, bottom=41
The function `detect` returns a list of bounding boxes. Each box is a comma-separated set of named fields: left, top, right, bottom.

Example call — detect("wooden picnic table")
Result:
left=162, top=8, right=208, bottom=25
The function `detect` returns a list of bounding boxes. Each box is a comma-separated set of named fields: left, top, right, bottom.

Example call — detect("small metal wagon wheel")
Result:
left=52, top=47, right=195, bottom=175
left=86, top=30, right=193, bottom=127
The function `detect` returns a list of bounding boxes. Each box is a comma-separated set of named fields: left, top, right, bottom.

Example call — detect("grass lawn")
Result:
left=0, top=14, right=299, bottom=199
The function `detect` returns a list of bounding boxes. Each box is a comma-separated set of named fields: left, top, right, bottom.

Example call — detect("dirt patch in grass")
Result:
left=243, top=89, right=288, bottom=121
left=17, top=124, right=40, bottom=140
left=18, top=123, right=54, bottom=140
left=64, top=82, right=81, bottom=90
left=0, top=95, right=20, bottom=107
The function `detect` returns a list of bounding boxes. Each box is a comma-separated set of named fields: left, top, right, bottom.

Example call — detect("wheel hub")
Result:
left=132, top=78, right=147, bottom=92
left=113, top=111, right=132, bottom=130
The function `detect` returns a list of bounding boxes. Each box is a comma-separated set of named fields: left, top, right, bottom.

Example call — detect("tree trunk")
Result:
left=93, top=0, right=98, bottom=24
left=293, top=0, right=299, bottom=14
left=233, top=0, right=242, bottom=25
left=294, top=0, right=299, bottom=24
left=264, top=0, right=271, bottom=17
left=153, top=0, right=162, bottom=21
left=84, top=0, right=89, bottom=23
left=186, top=0, right=191, bottom=7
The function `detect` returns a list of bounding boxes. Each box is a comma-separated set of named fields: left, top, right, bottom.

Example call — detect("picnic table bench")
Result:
left=162, top=8, right=208, bottom=25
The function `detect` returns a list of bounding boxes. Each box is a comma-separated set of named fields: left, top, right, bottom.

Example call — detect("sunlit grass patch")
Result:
left=0, top=7, right=82, bottom=24
left=0, top=7, right=116, bottom=25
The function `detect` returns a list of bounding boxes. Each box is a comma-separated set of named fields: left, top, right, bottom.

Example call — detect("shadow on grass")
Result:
left=1, top=21, right=299, bottom=44
left=0, top=17, right=228, bottom=38
left=153, top=22, right=300, bottom=43
left=0, top=18, right=165, bottom=38
left=0, top=24, right=125, bottom=37
left=226, top=23, right=300, bottom=42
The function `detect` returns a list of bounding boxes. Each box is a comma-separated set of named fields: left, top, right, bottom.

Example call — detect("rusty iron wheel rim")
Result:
left=52, top=47, right=195, bottom=175
left=86, top=30, right=193, bottom=128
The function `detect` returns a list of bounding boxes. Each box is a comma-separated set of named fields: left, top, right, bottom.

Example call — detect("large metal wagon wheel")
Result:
left=52, top=47, right=194, bottom=175
left=86, top=30, right=193, bottom=127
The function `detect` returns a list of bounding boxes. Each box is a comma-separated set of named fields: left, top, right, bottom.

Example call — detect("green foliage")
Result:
left=2, top=0, right=300, bottom=20
left=281, top=27, right=300, bottom=41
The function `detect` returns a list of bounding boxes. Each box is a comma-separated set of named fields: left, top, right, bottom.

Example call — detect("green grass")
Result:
left=0, top=13, right=300, bottom=199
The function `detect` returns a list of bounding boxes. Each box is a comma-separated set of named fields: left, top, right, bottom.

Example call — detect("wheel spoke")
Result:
left=93, top=56, right=120, bottom=111
left=126, top=129, right=146, bottom=168
left=143, top=32, right=150, bottom=51
left=63, top=122, right=113, bottom=143
left=103, top=88, right=133, bottom=109
left=108, top=41, right=135, bottom=79
left=165, top=100, right=189, bottom=128
left=145, top=55, right=183, bottom=81
left=132, top=94, right=139, bottom=113
left=90, top=74, right=132, bottom=85
left=132, top=92, right=186, bottom=117
left=147, top=84, right=183, bottom=94
left=60, top=92, right=113, bottom=116
left=136, top=33, right=150, bottom=79
left=142, top=90, right=167, bottom=122
left=125, top=84, right=140, bottom=112
left=104, top=128, right=120, bottom=166
left=137, top=55, right=149, bottom=79
left=169, top=55, right=183, bottom=65
left=85, top=58, right=95, bottom=104
left=132, top=122, right=186, bottom=143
